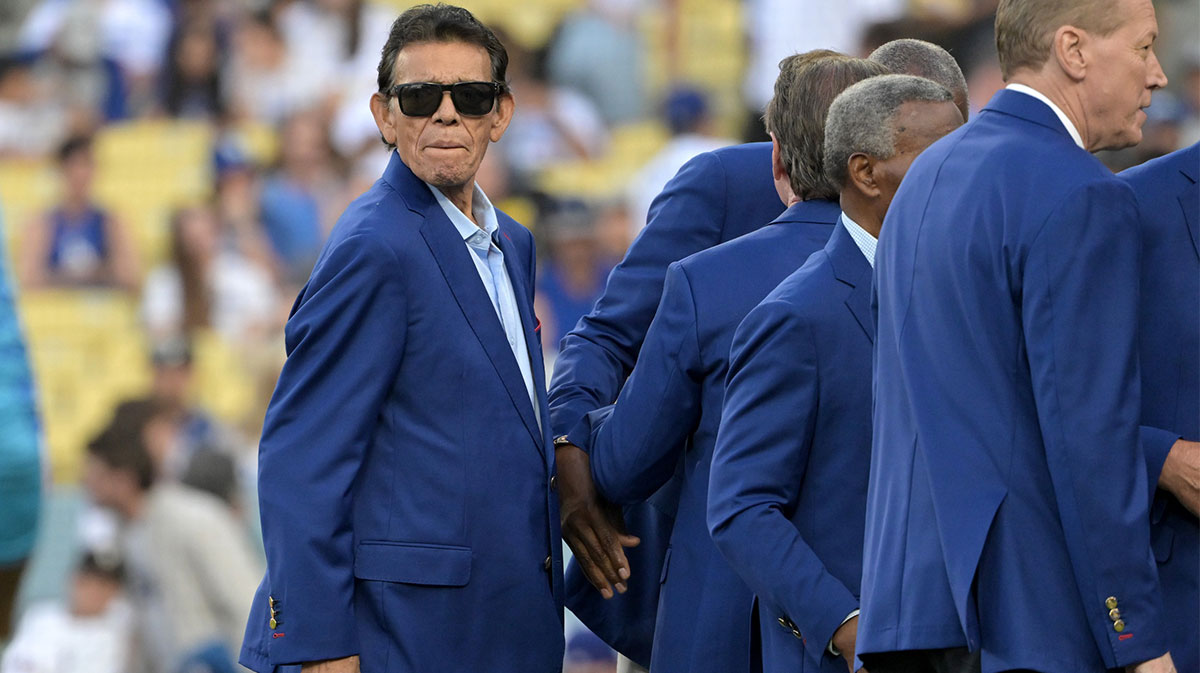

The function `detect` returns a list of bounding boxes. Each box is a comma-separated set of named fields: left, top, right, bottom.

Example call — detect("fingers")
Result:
left=569, top=523, right=619, bottom=597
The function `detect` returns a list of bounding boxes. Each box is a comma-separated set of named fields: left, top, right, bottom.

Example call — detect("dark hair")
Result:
left=375, top=3, right=509, bottom=94
left=765, top=52, right=890, bottom=201
left=78, top=550, right=125, bottom=583
left=57, top=134, right=93, bottom=164
left=87, top=399, right=165, bottom=491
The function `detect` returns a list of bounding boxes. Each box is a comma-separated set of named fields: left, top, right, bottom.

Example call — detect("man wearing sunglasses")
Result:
left=240, top=5, right=563, bottom=673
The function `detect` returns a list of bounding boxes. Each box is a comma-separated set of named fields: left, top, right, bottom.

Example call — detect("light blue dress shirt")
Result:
left=427, top=181, right=541, bottom=429
left=840, top=212, right=877, bottom=268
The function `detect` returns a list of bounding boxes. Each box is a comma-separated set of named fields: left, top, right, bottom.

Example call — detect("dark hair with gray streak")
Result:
left=765, top=52, right=889, bottom=201
left=824, top=74, right=953, bottom=190
left=376, top=3, right=509, bottom=95
left=869, top=39, right=968, bottom=116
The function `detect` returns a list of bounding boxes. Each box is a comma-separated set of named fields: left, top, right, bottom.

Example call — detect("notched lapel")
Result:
left=1179, top=179, right=1198, bottom=260
left=418, top=210, right=546, bottom=457
left=827, top=225, right=875, bottom=344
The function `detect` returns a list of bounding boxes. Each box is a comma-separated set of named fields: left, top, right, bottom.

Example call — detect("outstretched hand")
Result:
left=556, top=442, right=640, bottom=597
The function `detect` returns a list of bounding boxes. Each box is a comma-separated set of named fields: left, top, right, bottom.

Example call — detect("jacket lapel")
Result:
left=826, top=220, right=875, bottom=344
left=386, top=154, right=544, bottom=456
left=1179, top=160, right=1199, bottom=260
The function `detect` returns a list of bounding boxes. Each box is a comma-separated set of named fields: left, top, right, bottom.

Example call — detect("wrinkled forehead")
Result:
left=392, top=40, right=493, bottom=85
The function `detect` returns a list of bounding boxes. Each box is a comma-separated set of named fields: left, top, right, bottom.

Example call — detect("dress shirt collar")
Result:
left=841, top=212, right=877, bottom=268
left=427, top=179, right=500, bottom=247
left=1004, top=83, right=1085, bottom=149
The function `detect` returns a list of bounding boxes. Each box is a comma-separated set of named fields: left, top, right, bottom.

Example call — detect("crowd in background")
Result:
left=0, top=0, right=1196, bottom=671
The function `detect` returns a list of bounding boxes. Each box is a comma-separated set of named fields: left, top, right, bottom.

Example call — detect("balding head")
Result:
left=825, top=74, right=964, bottom=231
left=869, top=39, right=970, bottom=121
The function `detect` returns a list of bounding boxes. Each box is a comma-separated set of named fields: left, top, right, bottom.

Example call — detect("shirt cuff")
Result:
left=827, top=609, right=860, bottom=656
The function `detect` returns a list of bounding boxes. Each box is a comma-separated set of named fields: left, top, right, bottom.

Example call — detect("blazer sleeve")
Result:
left=587, top=262, right=704, bottom=504
left=548, top=151, right=729, bottom=444
left=257, top=232, right=407, bottom=665
left=1022, top=179, right=1166, bottom=667
left=1139, top=425, right=1182, bottom=506
left=708, top=297, right=858, bottom=665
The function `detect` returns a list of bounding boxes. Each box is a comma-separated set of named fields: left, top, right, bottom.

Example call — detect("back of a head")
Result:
left=824, top=74, right=955, bottom=190
left=765, top=52, right=890, bottom=201
left=995, top=0, right=1123, bottom=80
left=869, top=39, right=969, bottom=118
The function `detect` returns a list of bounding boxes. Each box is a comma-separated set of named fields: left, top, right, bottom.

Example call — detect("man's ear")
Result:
left=1052, top=25, right=1088, bottom=82
left=847, top=153, right=880, bottom=198
left=370, top=92, right=397, bottom=146
left=489, top=91, right=515, bottom=143
left=770, top=133, right=787, bottom=183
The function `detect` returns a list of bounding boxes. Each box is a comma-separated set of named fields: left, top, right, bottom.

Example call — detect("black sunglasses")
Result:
left=389, top=81, right=505, bottom=117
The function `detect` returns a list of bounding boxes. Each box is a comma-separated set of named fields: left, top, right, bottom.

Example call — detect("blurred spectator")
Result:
left=226, top=10, right=309, bottom=124
left=0, top=54, right=70, bottom=159
left=258, top=109, right=345, bottom=285
left=1180, top=56, right=1200, bottom=147
left=159, top=18, right=227, bottom=120
left=741, top=0, right=905, bottom=138
left=546, top=0, right=647, bottom=125
left=82, top=402, right=260, bottom=673
left=1, top=551, right=133, bottom=673
left=535, top=202, right=614, bottom=353
left=278, top=0, right=393, bottom=156
left=210, top=136, right=279, bottom=276
left=143, top=338, right=247, bottom=478
left=563, top=630, right=617, bottom=673
left=20, top=134, right=139, bottom=292
left=19, top=0, right=172, bottom=114
left=141, top=205, right=279, bottom=343
left=498, top=39, right=609, bottom=184
left=0, top=204, right=41, bottom=641
left=626, top=86, right=733, bottom=230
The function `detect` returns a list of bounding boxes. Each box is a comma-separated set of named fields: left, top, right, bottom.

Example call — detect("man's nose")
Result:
left=432, top=91, right=459, bottom=123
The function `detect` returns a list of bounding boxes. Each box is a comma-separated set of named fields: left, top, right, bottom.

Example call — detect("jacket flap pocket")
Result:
left=354, top=541, right=472, bottom=586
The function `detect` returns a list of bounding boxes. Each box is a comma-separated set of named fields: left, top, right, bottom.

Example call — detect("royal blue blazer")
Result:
left=240, top=153, right=564, bottom=673
left=859, top=89, right=1166, bottom=671
left=1123, top=143, right=1199, bottom=673
left=580, top=199, right=840, bottom=673
left=709, top=221, right=874, bottom=673
left=554, top=142, right=783, bottom=665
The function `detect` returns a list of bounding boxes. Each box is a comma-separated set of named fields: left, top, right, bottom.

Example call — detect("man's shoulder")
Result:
left=1120, top=143, right=1198, bottom=191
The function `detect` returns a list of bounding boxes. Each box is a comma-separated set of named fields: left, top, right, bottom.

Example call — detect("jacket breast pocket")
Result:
left=354, top=541, right=472, bottom=586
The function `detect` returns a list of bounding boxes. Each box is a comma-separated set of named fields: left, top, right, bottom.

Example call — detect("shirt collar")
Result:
left=840, top=212, right=877, bottom=268
left=426, top=178, right=500, bottom=247
left=1004, top=83, right=1085, bottom=149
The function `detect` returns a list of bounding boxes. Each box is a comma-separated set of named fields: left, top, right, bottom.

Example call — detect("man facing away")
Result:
left=859, top=0, right=1175, bottom=670
left=579, top=53, right=888, bottom=673
left=240, top=5, right=563, bottom=672
left=553, top=38, right=972, bottom=673
left=708, top=74, right=963, bottom=673
left=1121, top=142, right=1200, bottom=673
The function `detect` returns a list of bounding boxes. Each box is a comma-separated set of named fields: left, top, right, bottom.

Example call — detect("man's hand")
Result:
left=1159, top=439, right=1199, bottom=516
left=556, top=442, right=640, bottom=598
left=302, top=655, right=360, bottom=673
left=831, top=615, right=860, bottom=672
left=1128, top=653, right=1176, bottom=673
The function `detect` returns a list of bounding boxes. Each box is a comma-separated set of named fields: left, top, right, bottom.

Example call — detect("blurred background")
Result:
left=0, top=0, right=1195, bottom=670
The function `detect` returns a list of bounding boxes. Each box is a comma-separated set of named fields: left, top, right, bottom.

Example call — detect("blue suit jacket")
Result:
left=859, top=89, right=1166, bottom=671
left=1122, top=143, right=1199, bottom=673
left=552, top=142, right=783, bottom=664
left=240, top=153, right=564, bottom=673
left=709, top=222, right=873, bottom=673
left=582, top=199, right=840, bottom=673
